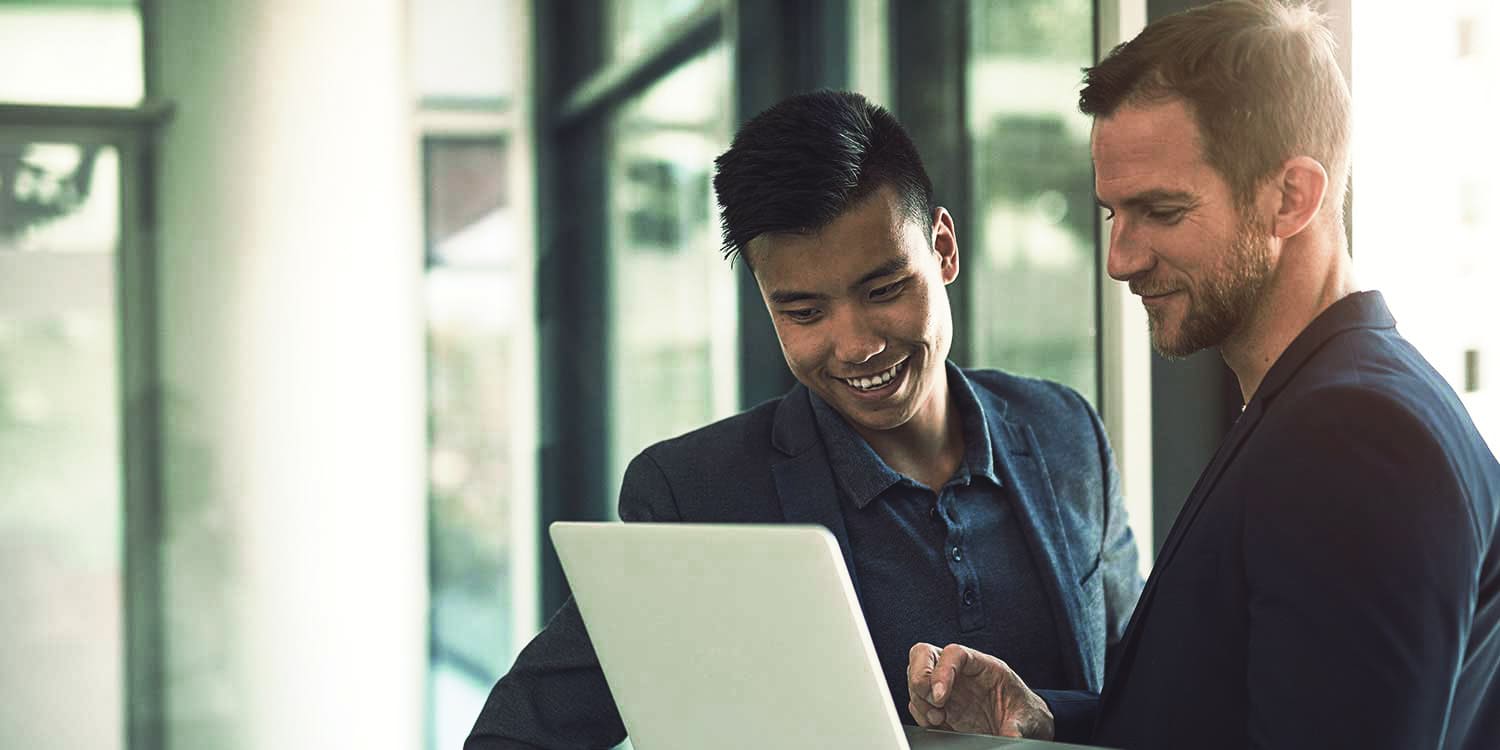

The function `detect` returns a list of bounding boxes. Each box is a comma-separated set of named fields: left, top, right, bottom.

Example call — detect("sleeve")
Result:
left=1242, top=387, right=1482, bottom=749
left=1034, top=689, right=1102, bottom=744
left=1076, top=389, right=1145, bottom=652
left=465, top=452, right=682, bottom=749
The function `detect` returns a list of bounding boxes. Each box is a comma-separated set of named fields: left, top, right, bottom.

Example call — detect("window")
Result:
left=0, top=140, right=126, bottom=749
left=414, top=2, right=538, bottom=748
left=965, top=0, right=1099, bottom=403
left=1352, top=1, right=1500, bottom=447
left=607, top=0, right=716, bottom=63
left=605, top=44, right=737, bottom=496
left=0, top=0, right=143, bottom=106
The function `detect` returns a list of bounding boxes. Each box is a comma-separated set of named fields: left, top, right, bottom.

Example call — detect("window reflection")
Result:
left=411, top=0, right=518, bottom=105
left=606, top=44, right=737, bottom=497
left=0, top=3, right=143, bottom=106
left=0, top=141, right=123, bottom=750
left=966, top=0, right=1097, bottom=403
left=423, top=137, right=534, bottom=749
left=1353, top=1, right=1500, bottom=447
left=607, top=0, right=714, bottom=63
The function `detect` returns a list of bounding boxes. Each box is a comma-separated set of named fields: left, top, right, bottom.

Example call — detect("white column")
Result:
left=1096, top=0, right=1154, bottom=576
left=153, top=1, right=426, bottom=748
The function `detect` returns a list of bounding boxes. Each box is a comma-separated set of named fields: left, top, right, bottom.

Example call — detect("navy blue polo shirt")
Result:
left=809, top=364, right=1067, bottom=719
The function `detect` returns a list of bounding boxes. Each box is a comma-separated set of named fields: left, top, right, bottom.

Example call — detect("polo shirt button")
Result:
left=929, top=506, right=940, bottom=521
left=962, top=589, right=976, bottom=607
left=950, top=546, right=962, bottom=562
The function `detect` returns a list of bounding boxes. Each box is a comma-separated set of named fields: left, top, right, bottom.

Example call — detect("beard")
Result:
left=1147, top=217, right=1273, bottom=359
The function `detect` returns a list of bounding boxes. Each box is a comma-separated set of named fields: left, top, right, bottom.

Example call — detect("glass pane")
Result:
left=0, top=141, right=124, bottom=749
left=424, top=137, right=535, bottom=749
left=608, top=0, right=713, bottom=64
left=411, top=0, right=518, bottom=106
left=848, top=0, right=892, bottom=110
left=1353, top=0, right=1500, bottom=447
left=606, top=44, right=737, bottom=496
left=2, top=142, right=119, bottom=252
left=966, top=0, right=1098, bottom=403
left=0, top=2, right=143, bottom=106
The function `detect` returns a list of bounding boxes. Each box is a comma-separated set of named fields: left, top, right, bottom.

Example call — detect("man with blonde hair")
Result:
left=904, top=2, right=1500, bottom=748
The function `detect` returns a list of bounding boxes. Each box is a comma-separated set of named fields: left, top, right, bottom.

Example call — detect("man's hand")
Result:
left=906, top=643, right=1054, bottom=740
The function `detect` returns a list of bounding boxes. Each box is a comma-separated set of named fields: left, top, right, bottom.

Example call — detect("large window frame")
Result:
left=0, top=101, right=171, bottom=750
left=414, top=1, right=542, bottom=745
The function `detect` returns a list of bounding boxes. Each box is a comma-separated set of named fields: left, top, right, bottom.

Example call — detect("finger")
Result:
left=909, top=701, right=927, bottom=727
left=911, top=701, right=945, bottom=728
left=999, top=718, right=1024, bottom=739
left=908, top=692, right=940, bottom=725
left=930, top=643, right=971, bottom=705
left=907, top=642, right=941, bottom=699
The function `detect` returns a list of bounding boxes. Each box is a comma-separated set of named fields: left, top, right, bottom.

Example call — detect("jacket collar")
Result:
left=1250, top=290, right=1396, bottom=407
left=804, top=362, right=1003, bottom=509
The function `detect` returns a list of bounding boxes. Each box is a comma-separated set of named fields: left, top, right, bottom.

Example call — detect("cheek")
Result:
left=906, top=284, right=947, bottom=339
left=772, top=324, right=819, bottom=372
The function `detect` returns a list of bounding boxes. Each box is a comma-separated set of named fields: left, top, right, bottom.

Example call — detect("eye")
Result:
left=1146, top=207, right=1186, bottom=224
left=782, top=308, right=821, bottom=323
left=870, top=280, right=906, bottom=301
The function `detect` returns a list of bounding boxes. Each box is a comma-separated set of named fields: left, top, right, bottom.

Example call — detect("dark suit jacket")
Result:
left=467, top=367, right=1143, bottom=749
left=1082, top=292, right=1500, bottom=749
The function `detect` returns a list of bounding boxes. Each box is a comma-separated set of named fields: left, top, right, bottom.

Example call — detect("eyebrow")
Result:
left=1095, top=188, right=1197, bottom=211
left=767, top=258, right=911, bottom=305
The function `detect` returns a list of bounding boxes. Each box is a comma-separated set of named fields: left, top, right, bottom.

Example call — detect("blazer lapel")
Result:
left=769, top=386, right=860, bottom=591
left=1101, top=292, right=1401, bottom=714
left=1100, top=394, right=1267, bottom=710
left=994, top=418, right=1099, bottom=692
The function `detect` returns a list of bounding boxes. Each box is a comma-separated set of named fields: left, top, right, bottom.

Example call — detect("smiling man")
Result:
left=907, top=2, right=1500, bottom=749
left=466, top=90, right=1143, bottom=749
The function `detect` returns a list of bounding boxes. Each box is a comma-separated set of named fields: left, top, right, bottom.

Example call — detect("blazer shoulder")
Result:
left=965, top=368, right=1101, bottom=434
left=1277, top=327, right=1478, bottom=446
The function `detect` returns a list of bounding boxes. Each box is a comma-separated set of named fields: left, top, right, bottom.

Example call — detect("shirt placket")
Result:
left=939, top=483, right=984, bottom=633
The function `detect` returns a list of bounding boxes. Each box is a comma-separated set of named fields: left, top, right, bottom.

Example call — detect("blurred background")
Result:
left=0, top=0, right=1494, bottom=748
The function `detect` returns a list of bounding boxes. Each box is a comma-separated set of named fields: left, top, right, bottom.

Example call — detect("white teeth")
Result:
left=844, top=362, right=902, bottom=391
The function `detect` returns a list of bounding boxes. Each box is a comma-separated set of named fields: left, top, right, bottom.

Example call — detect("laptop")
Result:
left=550, top=522, right=1107, bottom=750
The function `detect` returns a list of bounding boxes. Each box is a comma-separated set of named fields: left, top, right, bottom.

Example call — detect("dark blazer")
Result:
left=1084, top=292, right=1500, bottom=749
left=467, top=367, right=1143, bottom=749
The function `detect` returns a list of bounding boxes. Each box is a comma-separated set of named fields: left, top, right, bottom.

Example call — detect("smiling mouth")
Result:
left=1139, top=290, right=1181, bottom=300
left=839, top=360, right=906, bottom=392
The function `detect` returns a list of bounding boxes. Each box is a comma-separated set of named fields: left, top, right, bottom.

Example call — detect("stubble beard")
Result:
left=1148, top=218, right=1273, bottom=359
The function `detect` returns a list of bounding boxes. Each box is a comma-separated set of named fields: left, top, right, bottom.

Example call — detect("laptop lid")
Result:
left=551, top=522, right=907, bottom=750
left=550, top=522, right=1100, bottom=750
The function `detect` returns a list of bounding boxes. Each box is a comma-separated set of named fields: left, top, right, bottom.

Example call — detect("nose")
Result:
left=1105, top=216, right=1153, bottom=283
left=831, top=307, right=885, bottom=365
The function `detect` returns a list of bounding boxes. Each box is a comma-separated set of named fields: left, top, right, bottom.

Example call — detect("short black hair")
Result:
left=712, top=90, right=935, bottom=268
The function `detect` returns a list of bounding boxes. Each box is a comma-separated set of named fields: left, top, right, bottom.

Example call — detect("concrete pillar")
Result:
left=152, top=1, right=426, bottom=747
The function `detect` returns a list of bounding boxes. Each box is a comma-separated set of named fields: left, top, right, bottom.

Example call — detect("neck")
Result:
left=1220, top=228, right=1356, bottom=403
left=855, top=369, right=965, bottom=490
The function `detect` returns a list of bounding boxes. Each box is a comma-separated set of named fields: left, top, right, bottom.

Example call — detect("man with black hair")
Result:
left=466, top=90, right=1143, bottom=749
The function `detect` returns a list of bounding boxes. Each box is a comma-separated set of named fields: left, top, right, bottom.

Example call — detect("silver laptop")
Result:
left=550, top=522, right=1106, bottom=750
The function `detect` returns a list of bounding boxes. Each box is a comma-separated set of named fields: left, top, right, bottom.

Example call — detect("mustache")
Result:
left=1128, top=278, right=1181, bottom=297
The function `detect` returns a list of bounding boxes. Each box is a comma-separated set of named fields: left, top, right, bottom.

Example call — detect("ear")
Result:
left=932, top=207, right=960, bottom=285
left=1270, top=156, right=1328, bottom=239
